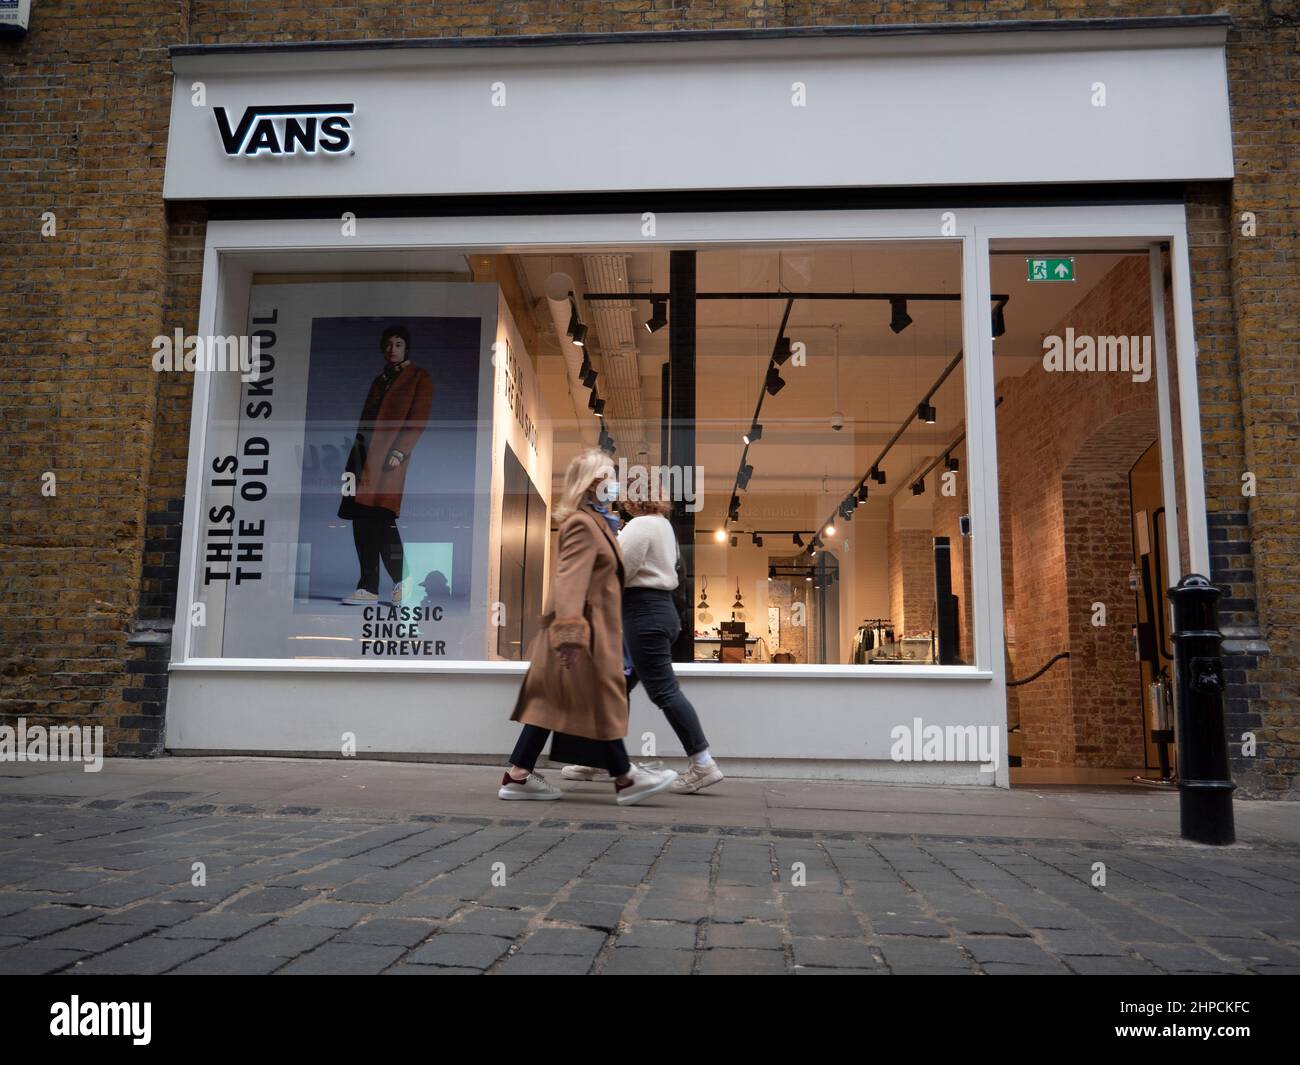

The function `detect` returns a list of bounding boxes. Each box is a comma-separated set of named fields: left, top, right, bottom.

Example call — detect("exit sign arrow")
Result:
left=1027, top=257, right=1075, bottom=282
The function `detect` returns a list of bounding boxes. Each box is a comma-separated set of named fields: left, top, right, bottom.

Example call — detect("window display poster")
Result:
left=209, top=282, right=496, bottom=660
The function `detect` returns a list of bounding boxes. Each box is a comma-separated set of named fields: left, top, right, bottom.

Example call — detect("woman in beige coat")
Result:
left=500, top=449, right=678, bottom=806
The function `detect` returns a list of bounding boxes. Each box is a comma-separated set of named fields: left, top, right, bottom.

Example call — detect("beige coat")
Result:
left=510, top=505, right=628, bottom=741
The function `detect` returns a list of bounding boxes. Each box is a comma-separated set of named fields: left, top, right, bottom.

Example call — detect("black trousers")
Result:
left=510, top=724, right=631, bottom=778
left=351, top=509, right=403, bottom=594
left=624, top=588, right=709, bottom=756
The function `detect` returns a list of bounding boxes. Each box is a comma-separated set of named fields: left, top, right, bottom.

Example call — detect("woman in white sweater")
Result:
left=564, top=497, right=723, bottom=793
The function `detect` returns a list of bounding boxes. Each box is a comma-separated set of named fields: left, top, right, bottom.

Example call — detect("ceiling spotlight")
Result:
left=730, top=535, right=738, bottom=547
left=579, top=352, right=592, bottom=378
left=593, top=398, right=606, bottom=417
left=714, top=529, right=727, bottom=543
left=737, top=463, right=754, bottom=489
left=857, top=484, right=869, bottom=504
left=839, top=500, right=854, bottom=521
left=728, top=495, right=740, bottom=523
left=992, top=302, right=1006, bottom=339
left=871, top=465, right=886, bottom=485
left=744, top=422, right=763, bottom=445
left=773, top=336, right=792, bottom=365
left=889, top=297, right=912, bottom=335
left=917, top=401, right=937, bottom=424
left=824, top=523, right=836, bottom=537
left=582, top=366, right=598, bottom=389
left=912, top=479, right=926, bottom=496
left=768, top=566, right=775, bottom=581
left=793, top=532, right=804, bottom=547
left=945, top=455, right=960, bottom=472
left=644, top=297, right=668, bottom=334
left=765, top=367, right=786, bottom=396
left=567, top=300, right=587, bottom=347
left=752, top=532, right=764, bottom=547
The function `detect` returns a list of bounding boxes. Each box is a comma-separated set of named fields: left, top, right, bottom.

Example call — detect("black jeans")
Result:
left=623, top=587, right=709, bottom=757
left=510, top=724, right=631, bottom=777
left=351, top=509, right=403, bottom=594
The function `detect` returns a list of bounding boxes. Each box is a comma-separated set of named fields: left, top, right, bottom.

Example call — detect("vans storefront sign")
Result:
left=213, top=103, right=354, bottom=156
left=164, top=26, right=1231, bottom=200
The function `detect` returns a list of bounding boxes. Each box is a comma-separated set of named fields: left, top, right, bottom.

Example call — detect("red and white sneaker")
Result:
left=497, top=770, right=562, bottom=801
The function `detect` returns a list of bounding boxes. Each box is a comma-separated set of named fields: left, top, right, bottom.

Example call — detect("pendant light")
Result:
left=830, top=324, right=844, bottom=431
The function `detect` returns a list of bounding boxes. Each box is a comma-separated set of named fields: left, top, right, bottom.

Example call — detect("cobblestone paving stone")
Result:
left=0, top=796, right=1296, bottom=976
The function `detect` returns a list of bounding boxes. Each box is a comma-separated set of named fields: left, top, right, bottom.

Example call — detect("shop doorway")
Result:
left=993, top=250, right=1176, bottom=784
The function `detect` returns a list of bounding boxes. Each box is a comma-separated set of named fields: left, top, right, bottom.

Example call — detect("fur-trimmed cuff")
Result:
left=549, top=616, right=590, bottom=651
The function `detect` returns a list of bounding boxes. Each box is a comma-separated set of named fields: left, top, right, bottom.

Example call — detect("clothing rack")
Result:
left=851, top=617, right=894, bottom=664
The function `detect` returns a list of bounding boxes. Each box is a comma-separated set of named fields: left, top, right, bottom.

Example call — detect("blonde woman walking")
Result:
left=499, top=449, right=677, bottom=805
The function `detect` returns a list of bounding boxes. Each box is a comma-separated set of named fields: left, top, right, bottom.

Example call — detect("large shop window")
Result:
left=190, top=242, right=977, bottom=667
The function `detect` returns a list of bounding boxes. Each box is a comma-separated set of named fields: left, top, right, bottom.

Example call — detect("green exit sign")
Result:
left=1027, top=257, right=1075, bottom=282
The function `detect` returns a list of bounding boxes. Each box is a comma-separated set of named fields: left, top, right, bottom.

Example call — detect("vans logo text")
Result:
left=213, top=103, right=354, bottom=156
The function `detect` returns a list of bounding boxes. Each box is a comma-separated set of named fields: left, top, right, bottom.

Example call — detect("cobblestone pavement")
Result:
left=1, top=794, right=1297, bottom=976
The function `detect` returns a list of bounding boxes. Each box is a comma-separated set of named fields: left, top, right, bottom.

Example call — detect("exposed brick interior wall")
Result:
left=888, top=521, right=934, bottom=646
left=1061, top=410, right=1157, bottom=768
left=2, top=3, right=1295, bottom=791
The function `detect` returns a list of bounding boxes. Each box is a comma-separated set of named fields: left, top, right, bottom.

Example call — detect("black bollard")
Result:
left=1167, top=575, right=1236, bottom=845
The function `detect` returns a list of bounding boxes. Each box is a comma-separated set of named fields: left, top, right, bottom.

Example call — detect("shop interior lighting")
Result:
left=911, top=479, right=926, bottom=496
left=744, top=422, right=762, bottom=445
left=889, top=297, right=913, bottom=334
left=917, top=401, right=937, bottom=424
left=644, top=297, right=668, bottom=334
left=772, top=335, right=792, bottom=365
left=764, top=366, right=786, bottom=396
left=567, top=298, right=587, bottom=347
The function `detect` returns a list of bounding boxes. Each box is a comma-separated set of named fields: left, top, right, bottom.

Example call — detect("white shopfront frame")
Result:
left=166, top=203, right=1208, bottom=787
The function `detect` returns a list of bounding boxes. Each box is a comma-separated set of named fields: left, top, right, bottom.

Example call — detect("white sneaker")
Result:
left=390, top=581, right=406, bottom=605
left=497, top=770, right=562, bottom=801
left=671, top=762, right=724, bottom=793
left=561, top=764, right=608, bottom=781
left=342, top=589, right=380, bottom=605
left=615, top=765, right=679, bottom=806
